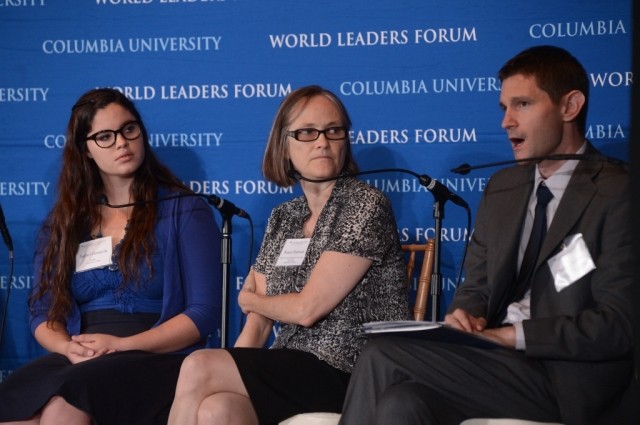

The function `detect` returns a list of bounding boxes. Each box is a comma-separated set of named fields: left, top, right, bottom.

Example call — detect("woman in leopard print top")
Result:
left=169, top=85, right=408, bottom=425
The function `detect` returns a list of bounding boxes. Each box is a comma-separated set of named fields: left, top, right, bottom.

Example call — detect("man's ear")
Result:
left=562, top=90, right=586, bottom=122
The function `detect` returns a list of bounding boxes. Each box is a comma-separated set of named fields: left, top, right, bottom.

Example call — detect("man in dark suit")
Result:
left=338, top=45, right=635, bottom=425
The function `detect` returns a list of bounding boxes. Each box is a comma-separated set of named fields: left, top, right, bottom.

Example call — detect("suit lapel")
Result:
left=487, top=165, right=534, bottom=325
left=536, top=158, right=600, bottom=268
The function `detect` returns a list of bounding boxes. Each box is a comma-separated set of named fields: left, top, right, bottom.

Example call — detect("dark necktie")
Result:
left=512, top=183, right=554, bottom=303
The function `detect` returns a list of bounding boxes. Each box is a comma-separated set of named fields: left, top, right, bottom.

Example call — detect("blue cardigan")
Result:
left=29, top=191, right=222, bottom=353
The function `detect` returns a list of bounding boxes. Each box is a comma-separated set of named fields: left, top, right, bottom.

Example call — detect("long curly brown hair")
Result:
left=29, top=88, right=189, bottom=328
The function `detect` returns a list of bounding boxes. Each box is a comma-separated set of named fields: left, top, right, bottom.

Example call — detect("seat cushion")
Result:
left=460, top=419, right=564, bottom=425
left=279, top=412, right=342, bottom=425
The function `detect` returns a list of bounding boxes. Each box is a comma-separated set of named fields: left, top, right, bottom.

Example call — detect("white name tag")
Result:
left=76, top=236, right=113, bottom=273
left=547, top=233, right=596, bottom=292
left=275, top=238, right=311, bottom=267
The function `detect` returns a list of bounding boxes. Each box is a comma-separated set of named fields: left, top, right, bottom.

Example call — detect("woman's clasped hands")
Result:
left=66, top=333, right=118, bottom=363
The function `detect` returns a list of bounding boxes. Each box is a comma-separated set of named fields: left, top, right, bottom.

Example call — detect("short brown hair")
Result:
left=498, top=45, right=590, bottom=136
left=262, top=85, right=359, bottom=187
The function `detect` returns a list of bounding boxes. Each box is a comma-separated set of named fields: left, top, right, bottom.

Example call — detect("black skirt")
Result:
left=0, top=350, right=186, bottom=424
left=227, top=348, right=351, bottom=425
left=0, top=310, right=187, bottom=424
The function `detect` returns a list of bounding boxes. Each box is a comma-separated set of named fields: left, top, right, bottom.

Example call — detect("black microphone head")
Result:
left=97, top=194, right=108, bottom=205
left=451, top=164, right=471, bottom=175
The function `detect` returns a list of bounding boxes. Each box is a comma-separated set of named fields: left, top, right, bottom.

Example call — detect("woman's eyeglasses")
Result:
left=86, top=121, right=142, bottom=148
left=286, top=126, right=347, bottom=142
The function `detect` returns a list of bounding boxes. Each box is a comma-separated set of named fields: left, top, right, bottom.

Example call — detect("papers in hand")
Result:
left=361, top=320, right=502, bottom=349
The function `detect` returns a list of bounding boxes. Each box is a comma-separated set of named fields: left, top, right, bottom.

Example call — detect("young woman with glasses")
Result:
left=0, top=88, right=222, bottom=424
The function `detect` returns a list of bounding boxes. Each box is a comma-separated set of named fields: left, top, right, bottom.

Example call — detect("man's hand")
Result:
left=445, top=308, right=516, bottom=348
left=444, top=308, right=487, bottom=333
left=478, top=326, right=516, bottom=349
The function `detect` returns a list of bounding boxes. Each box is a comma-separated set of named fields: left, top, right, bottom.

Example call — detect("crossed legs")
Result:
left=168, top=349, right=258, bottom=425
left=0, top=396, right=90, bottom=425
left=339, top=336, right=561, bottom=425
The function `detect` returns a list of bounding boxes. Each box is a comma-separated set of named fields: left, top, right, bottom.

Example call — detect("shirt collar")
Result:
left=534, top=141, right=586, bottom=195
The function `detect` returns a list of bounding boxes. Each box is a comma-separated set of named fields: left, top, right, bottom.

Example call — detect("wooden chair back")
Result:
left=402, top=240, right=435, bottom=321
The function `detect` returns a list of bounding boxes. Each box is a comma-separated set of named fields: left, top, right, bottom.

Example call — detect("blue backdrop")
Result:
left=0, top=0, right=633, bottom=377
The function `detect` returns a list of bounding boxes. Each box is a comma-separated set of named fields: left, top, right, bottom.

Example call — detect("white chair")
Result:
left=278, top=414, right=564, bottom=425
left=279, top=412, right=341, bottom=425
left=460, top=419, right=564, bottom=425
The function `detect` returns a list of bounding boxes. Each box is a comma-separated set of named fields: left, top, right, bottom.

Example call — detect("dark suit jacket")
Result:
left=449, top=145, right=634, bottom=425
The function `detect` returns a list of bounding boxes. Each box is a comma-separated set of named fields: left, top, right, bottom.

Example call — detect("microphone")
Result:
left=451, top=153, right=627, bottom=175
left=417, top=173, right=469, bottom=209
left=0, top=204, right=14, bottom=253
left=288, top=168, right=469, bottom=209
left=99, top=193, right=250, bottom=219
left=207, top=194, right=250, bottom=219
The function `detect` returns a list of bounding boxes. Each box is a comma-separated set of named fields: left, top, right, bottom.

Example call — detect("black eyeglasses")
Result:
left=86, top=121, right=142, bottom=148
left=287, top=126, right=347, bottom=142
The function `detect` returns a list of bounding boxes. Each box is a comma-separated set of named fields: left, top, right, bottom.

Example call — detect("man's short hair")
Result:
left=498, top=45, right=590, bottom=136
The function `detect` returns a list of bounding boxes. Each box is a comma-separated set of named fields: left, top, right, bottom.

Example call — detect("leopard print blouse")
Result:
left=253, top=177, right=409, bottom=373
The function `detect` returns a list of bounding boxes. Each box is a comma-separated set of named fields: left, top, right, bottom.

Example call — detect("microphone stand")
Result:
left=219, top=212, right=232, bottom=349
left=430, top=198, right=444, bottom=322
left=355, top=169, right=468, bottom=322
left=100, top=193, right=250, bottom=349
left=201, top=195, right=251, bottom=349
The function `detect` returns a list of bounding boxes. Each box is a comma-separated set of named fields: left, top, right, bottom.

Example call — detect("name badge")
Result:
left=76, top=237, right=113, bottom=273
left=547, top=233, right=596, bottom=292
left=275, top=238, right=310, bottom=267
